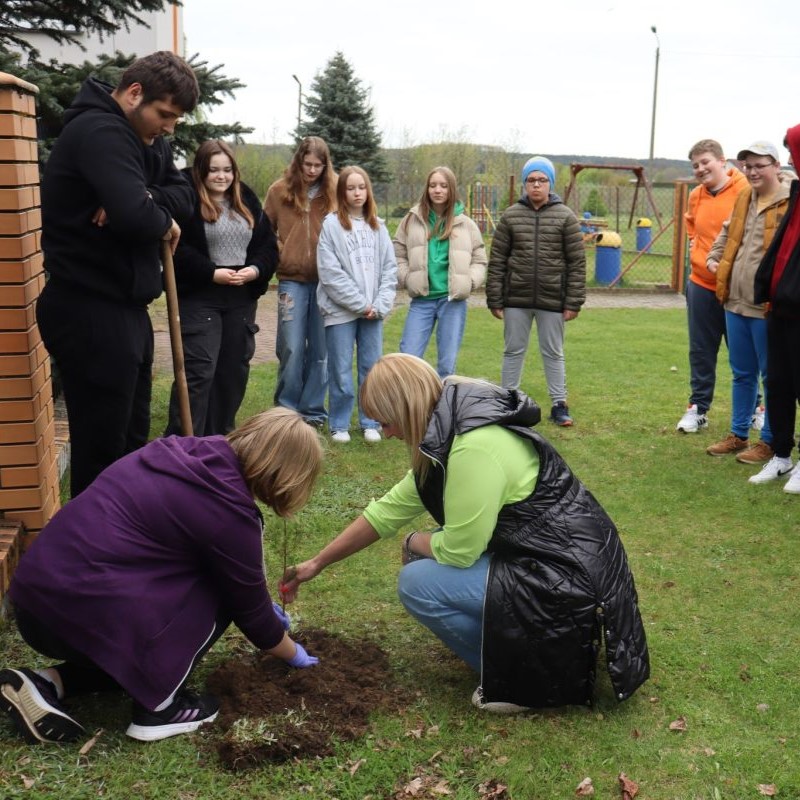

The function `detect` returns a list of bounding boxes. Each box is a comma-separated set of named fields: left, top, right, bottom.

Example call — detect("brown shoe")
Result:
left=706, top=433, right=749, bottom=456
left=735, top=439, right=774, bottom=464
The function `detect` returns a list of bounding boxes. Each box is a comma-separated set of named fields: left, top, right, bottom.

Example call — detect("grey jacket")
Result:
left=316, top=212, right=397, bottom=326
left=486, top=195, right=586, bottom=312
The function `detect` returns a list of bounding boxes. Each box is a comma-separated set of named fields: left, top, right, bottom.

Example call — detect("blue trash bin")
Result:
left=636, top=218, right=652, bottom=252
left=595, top=231, right=622, bottom=285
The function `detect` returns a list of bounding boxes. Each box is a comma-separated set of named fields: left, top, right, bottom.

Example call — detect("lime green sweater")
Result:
left=363, top=425, right=539, bottom=567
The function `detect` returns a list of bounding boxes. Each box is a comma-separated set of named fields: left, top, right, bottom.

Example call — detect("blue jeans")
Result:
left=725, top=310, right=771, bottom=442
left=325, top=318, right=383, bottom=432
left=274, top=280, right=327, bottom=423
left=400, top=297, right=467, bottom=378
left=397, top=553, right=490, bottom=673
left=686, top=281, right=726, bottom=414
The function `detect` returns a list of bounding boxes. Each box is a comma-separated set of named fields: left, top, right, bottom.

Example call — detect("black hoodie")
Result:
left=41, top=78, right=193, bottom=305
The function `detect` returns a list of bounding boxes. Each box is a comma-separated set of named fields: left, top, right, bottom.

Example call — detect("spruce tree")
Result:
left=297, top=52, right=389, bottom=184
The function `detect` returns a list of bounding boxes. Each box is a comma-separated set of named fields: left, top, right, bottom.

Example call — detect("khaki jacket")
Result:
left=394, top=205, right=487, bottom=300
left=263, top=178, right=330, bottom=282
left=709, top=172, right=791, bottom=315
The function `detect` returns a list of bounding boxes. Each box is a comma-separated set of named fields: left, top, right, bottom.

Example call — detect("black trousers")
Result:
left=13, top=604, right=230, bottom=707
left=765, top=314, right=800, bottom=458
left=165, top=297, right=258, bottom=437
left=36, top=281, right=153, bottom=497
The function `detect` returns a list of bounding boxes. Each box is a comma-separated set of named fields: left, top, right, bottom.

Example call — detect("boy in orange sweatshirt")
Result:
left=677, top=139, right=749, bottom=432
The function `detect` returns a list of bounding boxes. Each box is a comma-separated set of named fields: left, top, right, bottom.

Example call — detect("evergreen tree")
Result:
left=297, top=52, right=389, bottom=184
left=0, top=0, right=168, bottom=57
left=0, top=50, right=252, bottom=162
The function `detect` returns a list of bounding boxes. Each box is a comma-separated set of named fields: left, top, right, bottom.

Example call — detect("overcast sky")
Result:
left=184, top=0, right=800, bottom=164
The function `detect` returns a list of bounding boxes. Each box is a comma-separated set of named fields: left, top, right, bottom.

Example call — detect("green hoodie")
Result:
left=427, top=201, right=465, bottom=298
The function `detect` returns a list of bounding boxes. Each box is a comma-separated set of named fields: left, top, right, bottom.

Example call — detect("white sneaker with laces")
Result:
left=748, top=455, right=793, bottom=484
left=363, top=428, right=381, bottom=443
left=783, top=464, right=800, bottom=494
left=330, top=431, right=351, bottom=444
left=751, top=405, right=766, bottom=432
left=676, top=404, right=708, bottom=433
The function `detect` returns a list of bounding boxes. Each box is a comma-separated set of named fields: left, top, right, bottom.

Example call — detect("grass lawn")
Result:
left=2, top=305, right=798, bottom=799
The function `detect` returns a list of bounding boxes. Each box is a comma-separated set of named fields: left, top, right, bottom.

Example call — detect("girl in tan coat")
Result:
left=394, top=167, right=487, bottom=377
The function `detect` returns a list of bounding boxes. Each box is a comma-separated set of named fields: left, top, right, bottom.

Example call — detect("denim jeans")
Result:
left=397, top=553, right=490, bottom=673
left=686, top=281, right=726, bottom=414
left=274, top=280, right=328, bottom=423
left=400, top=297, right=467, bottom=378
left=325, top=318, right=383, bottom=432
left=725, top=310, right=771, bottom=442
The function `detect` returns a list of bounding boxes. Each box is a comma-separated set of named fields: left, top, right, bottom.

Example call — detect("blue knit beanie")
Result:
left=521, top=156, right=555, bottom=189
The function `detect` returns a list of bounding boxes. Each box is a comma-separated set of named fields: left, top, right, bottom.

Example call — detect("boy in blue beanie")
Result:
left=486, top=157, right=585, bottom=426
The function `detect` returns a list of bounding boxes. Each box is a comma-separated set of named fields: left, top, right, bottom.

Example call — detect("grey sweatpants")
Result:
left=501, top=307, right=566, bottom=404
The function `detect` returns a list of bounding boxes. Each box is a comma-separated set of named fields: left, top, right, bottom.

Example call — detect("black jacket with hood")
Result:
left=754, top=123, right=800, bottom=317
left=415, top=381, right=650, bottom=708
left=41, top=77, right=193, bottom=306
left=172, top=168, right=278, bottom=303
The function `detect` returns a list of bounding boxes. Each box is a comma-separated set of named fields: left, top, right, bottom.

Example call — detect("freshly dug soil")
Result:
left=207, top=628, right=403, bottom=769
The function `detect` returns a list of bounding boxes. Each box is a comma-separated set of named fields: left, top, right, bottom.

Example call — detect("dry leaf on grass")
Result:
left=402, top=777, right=425, bottom=796
left=618, top=772, right=639, bottom=799
left=757, top=785, right=777, bottom=796
left=477, top=779, right=509, bottom=799
left=21, top=775, right=35, bottom=790
left=668, top=716, right=688, bottom=732
left=575, top=776, right=595, bottom=795
left=78, top=728, right=104, bottom=756
left=348, top=758, right=366, bottom=776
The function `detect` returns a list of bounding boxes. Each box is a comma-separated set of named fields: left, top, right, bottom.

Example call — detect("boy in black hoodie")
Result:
left=37, top=51, right=199, bottom=497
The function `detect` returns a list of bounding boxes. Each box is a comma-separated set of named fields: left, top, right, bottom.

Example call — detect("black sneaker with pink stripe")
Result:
left=126, top=689, right=219, bottom=742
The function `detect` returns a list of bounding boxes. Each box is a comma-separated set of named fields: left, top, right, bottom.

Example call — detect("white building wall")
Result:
left=15, top=5, right=183, bottom=64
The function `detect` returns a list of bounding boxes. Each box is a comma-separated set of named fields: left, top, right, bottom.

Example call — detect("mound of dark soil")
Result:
left=207, top=628, right=403, bottom=769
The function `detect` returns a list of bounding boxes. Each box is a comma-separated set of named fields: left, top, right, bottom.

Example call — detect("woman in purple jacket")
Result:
left=0, top=407, right=322, bottom=744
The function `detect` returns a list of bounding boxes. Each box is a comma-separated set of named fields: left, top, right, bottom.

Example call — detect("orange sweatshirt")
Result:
left=685, top=168, right=749, bottom=291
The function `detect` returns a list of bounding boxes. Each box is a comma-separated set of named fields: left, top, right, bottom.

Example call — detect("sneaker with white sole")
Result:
left=126, top=689, right=219, bottom=742
left=471, top=686, right=531, bottom=715
left=330, top=430, right=351, bottom=444
left=676, top=404, right=708, bottom=433
left=0, top=667, right=85, bottom=744
left=751, top=405, right=766, bottom=432
left=748, top=455, right=793, bottom=484
left=783, top=464, right=800, bottom=494
left=363, top=428, right=381, bottom=443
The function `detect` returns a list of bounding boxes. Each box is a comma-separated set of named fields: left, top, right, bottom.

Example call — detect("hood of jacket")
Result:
left=63, top=77, right=125, bottom=127
left=420, top=380, right=541, bottom=468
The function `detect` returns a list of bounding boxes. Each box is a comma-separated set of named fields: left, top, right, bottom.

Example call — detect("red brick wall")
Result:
left=0, top=72, right=58, bottom=588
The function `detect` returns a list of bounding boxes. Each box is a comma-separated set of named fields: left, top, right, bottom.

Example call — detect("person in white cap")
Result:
left=704, top=141, right=791, bottom=466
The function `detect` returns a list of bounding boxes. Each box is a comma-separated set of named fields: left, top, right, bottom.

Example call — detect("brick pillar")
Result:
left=0, top=72, right=59, bottom=591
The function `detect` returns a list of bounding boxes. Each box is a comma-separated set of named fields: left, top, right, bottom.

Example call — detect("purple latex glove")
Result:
left=287, top=642, right=319, bottom=668
left=272, top=601, right=291, bottom=631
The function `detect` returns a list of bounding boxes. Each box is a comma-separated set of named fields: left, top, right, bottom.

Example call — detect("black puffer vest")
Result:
left=415, top=381, right=649, bottom=708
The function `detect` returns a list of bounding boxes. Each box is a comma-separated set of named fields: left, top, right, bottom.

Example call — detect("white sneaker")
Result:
left=363, top=428, right=381, bottom=443
left=783, top=464, right=800, bottom=494
left=471, top=687, right=531, bottom=715
left=330, top=430, right=351, bottom=444
left=751, top=405, right=766, bottom=432
left=676, top=404, right=708, bottom=433
left=748, top=455, right=793, bottom=484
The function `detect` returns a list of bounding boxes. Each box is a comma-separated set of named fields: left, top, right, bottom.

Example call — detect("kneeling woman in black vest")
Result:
left=280, top=353, right=649, bottom=712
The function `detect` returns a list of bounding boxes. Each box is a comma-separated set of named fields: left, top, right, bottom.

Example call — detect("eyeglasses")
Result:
left=525, top=177, right=550, bottom=185
left=302, top=161, right=325, bottom=170
left=743, top=162, right=775, bottom=173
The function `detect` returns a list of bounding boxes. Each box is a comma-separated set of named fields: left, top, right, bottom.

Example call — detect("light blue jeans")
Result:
left=274, top=280, right=328, bottom=424
left=397, top=553, right=490, bottom=673
left=400, top=297, right=468, bottom=378
left=325, top=318, right=383, bottom=432
left=725, top=310, right=771, bottom=442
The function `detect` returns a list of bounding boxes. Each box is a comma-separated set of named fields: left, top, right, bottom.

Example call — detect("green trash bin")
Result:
left=595, top=231, right=622, bottom=285
left=636, top=218, right=652, bottom=252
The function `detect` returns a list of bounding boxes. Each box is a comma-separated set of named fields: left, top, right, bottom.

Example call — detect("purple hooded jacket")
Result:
left=9, top=436, right=285, bottom=709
